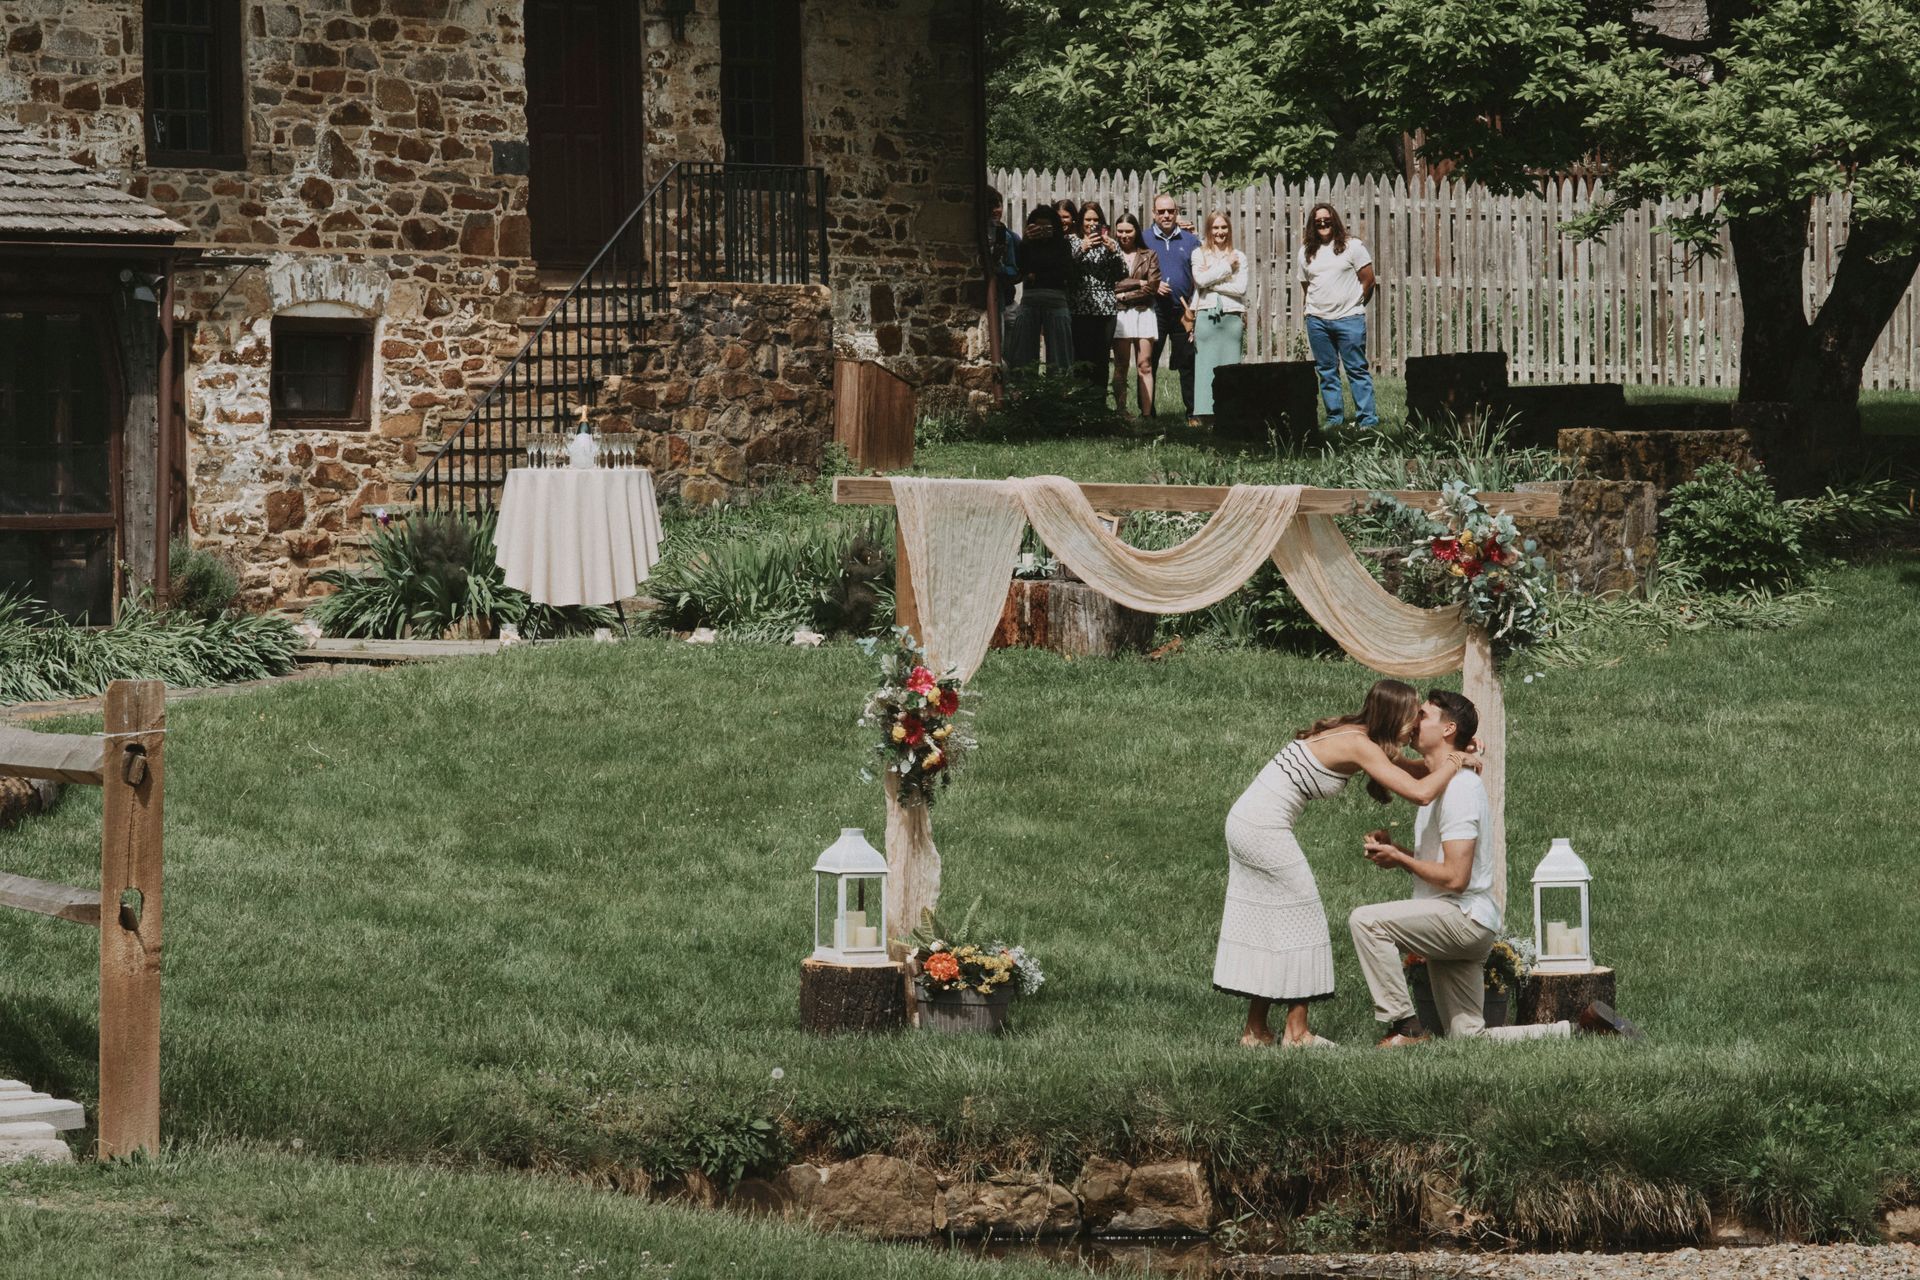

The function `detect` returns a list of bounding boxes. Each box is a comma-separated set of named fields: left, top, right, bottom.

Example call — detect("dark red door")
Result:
left=526, top=1, right=637, bottom=268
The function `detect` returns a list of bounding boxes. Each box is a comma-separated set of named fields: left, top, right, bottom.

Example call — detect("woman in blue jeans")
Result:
left=1296, top=202, right=1378, bottom=428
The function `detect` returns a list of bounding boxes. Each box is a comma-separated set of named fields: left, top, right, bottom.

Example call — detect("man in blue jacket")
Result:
left=1145, top=193, right=1200, bottom=418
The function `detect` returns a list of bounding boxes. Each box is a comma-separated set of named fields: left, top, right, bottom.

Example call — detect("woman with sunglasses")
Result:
left=1297, top=203, right=1379, bottom=429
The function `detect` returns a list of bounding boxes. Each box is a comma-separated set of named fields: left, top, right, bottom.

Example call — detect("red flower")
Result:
left=1431, top=537, right=1461, bottom=563
left=1459, top=558, right=1484, bottom=580
left=934, top=687, right=960, bottom=716
left=901, top=716, right=926, bottom=746
left=1482, top=538, right=1506, bottom=565
left=905, top=666, right=938, bottom=696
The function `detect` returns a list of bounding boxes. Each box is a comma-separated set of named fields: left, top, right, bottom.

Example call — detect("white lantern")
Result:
left=811, top=828, right=891, bottom=966
left=1531, top=837, right=1593, bottom=973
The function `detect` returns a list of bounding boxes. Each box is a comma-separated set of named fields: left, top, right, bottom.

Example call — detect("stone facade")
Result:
left=619, top=282, right=835, bottom=507
left=1518, top=479, right=1661, bottom=597
left=1558, top=427, right=1759, bottom=495
left=2, top=1, right=989, bottom=608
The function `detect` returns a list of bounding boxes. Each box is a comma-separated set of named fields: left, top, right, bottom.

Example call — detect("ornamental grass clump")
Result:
left=0, top=591, right=298, bottom=704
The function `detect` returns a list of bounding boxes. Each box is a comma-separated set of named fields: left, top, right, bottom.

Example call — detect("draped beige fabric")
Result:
left=882, top=476, right=1511, bottom=936
left=893, top=477, right=1028, bottom=682
left=1011, top=476, right=1302, bottom=614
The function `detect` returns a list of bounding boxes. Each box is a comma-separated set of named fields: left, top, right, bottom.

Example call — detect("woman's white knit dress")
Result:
left=1212, top=739, right=1346, bottom=1002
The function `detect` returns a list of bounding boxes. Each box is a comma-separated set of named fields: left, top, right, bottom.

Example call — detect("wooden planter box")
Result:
left=917, top=984, right=1015, bottom=1035
left=1406, top=351, right=1510, bottom=427
left=1406, top=964, right=1510, bottom=1036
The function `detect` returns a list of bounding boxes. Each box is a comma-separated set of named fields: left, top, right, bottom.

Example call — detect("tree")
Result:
left=1353, top=0, right=1920, bottom=421
left=986, top=0, right=1399, bottom=185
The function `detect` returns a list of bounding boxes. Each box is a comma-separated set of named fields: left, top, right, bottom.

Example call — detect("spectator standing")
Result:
left=1068, top=201, right=1125, bottom=391
left=1190, top=210, right=1249, bottom=423
left=1109, top=213, right=1161, bottom=416
left=1052, top=198, right=1080, bottom=237
left=1005, top=203, right=1075, bottom=372
left=989, top=186, right=1026, bottom=368
left=1298, top=202, right=1379, bottom=429
left=1145, top=194, right=1201, bottom=417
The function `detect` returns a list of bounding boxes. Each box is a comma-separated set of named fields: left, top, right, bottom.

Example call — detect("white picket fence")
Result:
left=992, top=168, right=1920, bottom=390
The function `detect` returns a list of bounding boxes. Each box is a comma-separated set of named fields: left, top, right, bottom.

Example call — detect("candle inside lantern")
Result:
left=1545, top=921, right=1570, bottom=953
left=843, top=910, right=865, bottom=933
left=854, top=926, right=879, bottom=948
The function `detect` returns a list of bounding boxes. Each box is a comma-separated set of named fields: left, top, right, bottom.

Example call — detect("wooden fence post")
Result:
left=97, top=679, right=164, bottom=1160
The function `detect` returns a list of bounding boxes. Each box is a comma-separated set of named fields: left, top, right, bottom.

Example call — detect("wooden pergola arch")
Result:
left=832, top=476, right=1560, bottom=951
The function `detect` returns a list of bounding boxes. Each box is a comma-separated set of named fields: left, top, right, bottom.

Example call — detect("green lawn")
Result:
left=3, top=558, right=1918, bottom=1242
left=0, top=1147, right=1086, bottom=1279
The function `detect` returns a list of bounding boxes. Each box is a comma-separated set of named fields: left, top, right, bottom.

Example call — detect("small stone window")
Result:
left=271, top=318, right=373, bottom=432
left=143, top=0, right=246, bottom=168
left=720, top=0, right=804, bottom=165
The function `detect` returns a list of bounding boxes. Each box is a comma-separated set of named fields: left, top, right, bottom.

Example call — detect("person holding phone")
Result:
left=1067, top=200, right=1125, bottom=392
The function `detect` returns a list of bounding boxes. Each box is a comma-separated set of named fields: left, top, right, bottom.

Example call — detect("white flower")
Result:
left=770, top=1067, right=785, bottom=1080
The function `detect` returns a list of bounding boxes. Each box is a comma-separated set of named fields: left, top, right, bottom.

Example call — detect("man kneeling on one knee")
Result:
left=1349, top=690, right=1569, bottom=1046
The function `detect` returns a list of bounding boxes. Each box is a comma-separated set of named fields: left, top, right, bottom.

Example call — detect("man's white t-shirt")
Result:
left=1297, top=239, right=1373, bottom=320
left=1411, top=771, right=1501, bottom=933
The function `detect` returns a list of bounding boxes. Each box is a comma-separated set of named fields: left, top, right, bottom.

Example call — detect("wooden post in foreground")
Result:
left=893, top=524, right=920, bottom=641
left=97, top=679, right=164, bottom=1160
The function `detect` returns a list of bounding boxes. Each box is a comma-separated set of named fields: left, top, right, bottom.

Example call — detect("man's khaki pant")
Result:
left=1349, top=899, right=1495, bottom=1038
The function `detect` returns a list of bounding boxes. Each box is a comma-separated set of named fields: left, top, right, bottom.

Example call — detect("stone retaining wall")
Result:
left=1516, top=480, right=1661, bottom=597
left=1559, top=428, right=1759, bottom=494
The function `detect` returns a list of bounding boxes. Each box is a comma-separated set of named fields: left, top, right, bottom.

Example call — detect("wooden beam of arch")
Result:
left=832, top=476, right=1562, bottom=517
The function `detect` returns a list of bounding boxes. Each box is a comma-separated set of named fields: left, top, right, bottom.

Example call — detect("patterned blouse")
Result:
left=1067, top=235, right=1125, bottom=317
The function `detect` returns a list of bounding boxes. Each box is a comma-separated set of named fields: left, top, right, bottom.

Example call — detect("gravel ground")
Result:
left=1233, top=1243, right=1920, bottom=1279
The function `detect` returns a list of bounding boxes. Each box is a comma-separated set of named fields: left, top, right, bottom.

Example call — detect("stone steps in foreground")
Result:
left=0, top=1080, right=82, bottom=1165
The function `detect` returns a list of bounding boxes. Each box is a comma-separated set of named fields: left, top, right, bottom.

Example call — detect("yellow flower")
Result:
left=890, top=724, right=907, bottom=743
left=933, top=725, right=952, bottom=742
left=925, top=747, right=944, bottom=768
left=1448, top=563, right=1467, bottom=577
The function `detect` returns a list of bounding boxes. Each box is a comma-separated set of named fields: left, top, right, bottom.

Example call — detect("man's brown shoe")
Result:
left=1577, top=1000, right=1644, bottom=1041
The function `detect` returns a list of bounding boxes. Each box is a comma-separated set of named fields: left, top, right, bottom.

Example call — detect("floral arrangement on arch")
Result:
left=906, top=901, right=1045, bottom=998
left=1384, top=480, right=1555, bottom=653
left=857, top=628, right=975, bottom=807
left=1403, top=934, right=1537, bottom=995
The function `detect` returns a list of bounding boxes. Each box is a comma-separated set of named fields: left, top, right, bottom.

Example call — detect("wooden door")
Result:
left=0, top=305, right=122, bottom=622
left=526, top=0, right=640, bottom=268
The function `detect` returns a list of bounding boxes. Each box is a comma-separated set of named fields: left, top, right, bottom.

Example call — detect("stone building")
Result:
left=0, top=1, right=990, bottom=611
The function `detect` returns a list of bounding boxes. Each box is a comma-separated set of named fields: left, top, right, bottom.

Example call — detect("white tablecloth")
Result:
left=494, top=468, right=664, bottom=607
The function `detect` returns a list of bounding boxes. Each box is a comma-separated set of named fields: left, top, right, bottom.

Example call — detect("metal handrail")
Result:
left=409, top=161, right=830, bottom=511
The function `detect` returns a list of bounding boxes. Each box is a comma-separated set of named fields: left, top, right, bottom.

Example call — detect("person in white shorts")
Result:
left=1349, top=690, right=1574, bottom=1045
left=1109, top=212, right=1162, bottom=415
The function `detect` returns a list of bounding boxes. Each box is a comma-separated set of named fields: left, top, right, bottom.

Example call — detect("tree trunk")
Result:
left=1797, top=218, right=1920, bottom=406
left=1728, top=201, right=1811, bottom=404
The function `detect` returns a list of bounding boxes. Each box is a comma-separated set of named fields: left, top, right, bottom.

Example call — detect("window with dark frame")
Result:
left=271, top=318, right=373, bottom=432
left=719, top=0, right=804, bottom=165
left=144, top=0, right=246, bottom=168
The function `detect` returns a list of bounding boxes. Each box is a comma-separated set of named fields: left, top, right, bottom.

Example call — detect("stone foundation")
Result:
left=1516, top=480, right=1660, bottom=596
left=616, top=282, right=835, bottom=507
left=1558, top=428, right=1759, bottom=495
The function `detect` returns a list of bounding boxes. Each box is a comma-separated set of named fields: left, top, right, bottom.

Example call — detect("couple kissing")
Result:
left=1212, top=679, right=1567, bottom=1049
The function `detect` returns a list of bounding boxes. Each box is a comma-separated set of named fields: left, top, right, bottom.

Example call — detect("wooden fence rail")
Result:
left=0, top=680, right=164, bottom=1159
left=992, top=167, right=1920, bottom=392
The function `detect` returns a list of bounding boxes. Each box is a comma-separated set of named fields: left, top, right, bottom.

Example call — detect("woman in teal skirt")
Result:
left=1190, top=210, right=1249, bottom=423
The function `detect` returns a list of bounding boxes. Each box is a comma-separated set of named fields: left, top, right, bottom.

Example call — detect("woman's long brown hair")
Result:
left=1303, top=201, right=1348, bottom=259
left=1296, top=678, right=1419, bottom=803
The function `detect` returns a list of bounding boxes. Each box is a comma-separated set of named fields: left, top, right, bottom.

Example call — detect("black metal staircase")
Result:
left=409, top=161, right=829, bottom=512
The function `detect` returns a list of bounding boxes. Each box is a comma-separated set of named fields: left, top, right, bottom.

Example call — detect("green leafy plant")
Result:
left=643, top=519, right=894, bottom=640
left=306, top=510, right=614, bottom=640
left=165, top=538, right=241, bottom=620
left=1661, top=463, right=1806, bottom=591
left=0, top=590, right=297, bottom=703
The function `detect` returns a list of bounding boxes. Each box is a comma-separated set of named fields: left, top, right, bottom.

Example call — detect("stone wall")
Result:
left=179, top=252, right=532, bottom=605
left=618, top=282, right=834, bottom=507
left=1558, top=427, right=1759, bottom=495
left=1517, top=479, right=1660, bottom=596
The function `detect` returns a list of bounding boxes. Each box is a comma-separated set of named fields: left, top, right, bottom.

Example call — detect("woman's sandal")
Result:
left=1281, top=1033, right=1338, bottom=1049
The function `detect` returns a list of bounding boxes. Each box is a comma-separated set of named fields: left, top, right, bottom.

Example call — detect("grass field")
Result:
left=3, top=554, right=1918, bottom=1244
left=0, top=1147, right=1083, bottom=1279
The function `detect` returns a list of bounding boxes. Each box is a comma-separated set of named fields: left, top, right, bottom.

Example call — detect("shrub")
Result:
left=307, top=510, right=614, bottom=640
left=971, top=365, right=1115, bottom=442
left=1788, top=475, right=1914, bottom=553
left=643, top=519, right=894, bottom=640
left=166, top=538, right=241, bottom=619
left=1661, top=462, right=1806, bottom=590
left=0, top=591, right=298, bottom=704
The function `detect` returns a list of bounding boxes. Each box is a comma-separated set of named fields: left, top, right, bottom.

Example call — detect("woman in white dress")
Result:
left=1214, top=679, right=1481, bottom=1048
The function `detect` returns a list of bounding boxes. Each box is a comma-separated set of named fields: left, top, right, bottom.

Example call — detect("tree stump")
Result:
left=991, top=579, right=1155, bottom=657
left=800, top=959, right=910, bottom=1035
left=1517, top=966, right=1616, bottom=1025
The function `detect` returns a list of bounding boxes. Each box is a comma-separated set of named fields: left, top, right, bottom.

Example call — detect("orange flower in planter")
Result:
left=923, top=951, right=961, bottom=983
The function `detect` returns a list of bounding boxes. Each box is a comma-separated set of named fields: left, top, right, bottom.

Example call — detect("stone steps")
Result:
left=0, top=1079, right=81, bottom=1165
